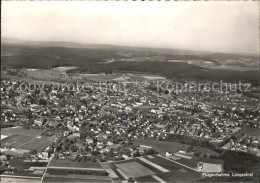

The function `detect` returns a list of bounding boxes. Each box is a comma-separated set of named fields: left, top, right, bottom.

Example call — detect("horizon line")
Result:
left=1, top=36, right=258, bottom=56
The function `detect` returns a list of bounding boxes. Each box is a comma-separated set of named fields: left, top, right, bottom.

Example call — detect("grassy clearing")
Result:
left=133, top=139, right=189, bottom=154
left=234, top=128, right=260, bottom=138
left=1, top=127, right=41, bottom=137
left=1, top=127, right=54, bottom=151
left=49, top=159, right=102, bottom=168
left=1, top=134, right=32, bottom=147
left=115, top=162, right=155, bottom=179
left=20, top=136, right=56, bottom=151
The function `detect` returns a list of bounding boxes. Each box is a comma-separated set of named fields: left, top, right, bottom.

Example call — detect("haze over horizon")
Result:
left=2, top=1, right=259, bottom=54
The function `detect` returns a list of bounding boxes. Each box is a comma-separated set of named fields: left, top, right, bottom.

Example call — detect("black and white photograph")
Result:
left=0, top=1, right=259, bottom=183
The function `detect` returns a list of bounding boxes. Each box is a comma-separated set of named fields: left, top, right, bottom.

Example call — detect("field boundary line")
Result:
left=151, top=175, right=167, bottom=183
left=156, top=155, right=199, bottom=172
left=137, top=157, right=169, bottom=173
left=98, top=160, right=115, bottom=183
left=48, top=166, right=104, bottom=171
left=116, top=168, right=128, bottom=180
left=0, top=174, right=42, bottom=179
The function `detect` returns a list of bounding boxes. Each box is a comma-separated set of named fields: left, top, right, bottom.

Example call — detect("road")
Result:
left=40, top=142, right=63, bottom=183
left=40, top=154, right=53, bottom=183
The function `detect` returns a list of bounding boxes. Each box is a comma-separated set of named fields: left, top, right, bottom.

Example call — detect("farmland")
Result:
left=1, top=127, right=55, bottom=151
left=101, top=159, right=158, bottom=181
left=133, top=138, right=189, bottom=154
left=2, top=41, right=259, bottom=84
left=18, top=67, right=167, bottom=82
left=0, top=177, right=41, bottom=183
left=9, top=158, right=48, bottom=168
left=0, top=149, right=30, bottom=157
left=140, top=156, right=181, bottom=171
left=20, top=135, right=56, bottom=151
left=1, top=134, right=34, bottom=147
left=141, top=155, right=201, bottom=182
left=49, top=159, right=102, bottom=168
left=234, top=127, right=260, bottom=138
left=1, top=127, right=41, bottom=148
left=1, top=127, right=41, bottom=137
left=115, top=162, right=155, bottom=179
left=43, top=176, right=110, bottom=183
left=101, top=155, right=202, bottom=182
left=43, top=158, right=111, bottom=183
left=1, top=158, right=48, bottom=181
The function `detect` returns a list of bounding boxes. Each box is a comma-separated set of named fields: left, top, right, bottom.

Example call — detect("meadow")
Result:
left=1, top=127, right=55, bottom=152
left=133, top=138, right=189, bottom=154
left=115, top=162, right=155, bottom=179
left=49, top=159, right=102, bottom=168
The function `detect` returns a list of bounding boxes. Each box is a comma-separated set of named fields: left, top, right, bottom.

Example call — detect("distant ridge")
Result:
left=1, top=37, right=258, bottom=57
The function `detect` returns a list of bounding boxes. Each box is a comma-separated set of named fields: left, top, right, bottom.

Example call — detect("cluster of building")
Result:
left=1, top=77, right=259, bottom=164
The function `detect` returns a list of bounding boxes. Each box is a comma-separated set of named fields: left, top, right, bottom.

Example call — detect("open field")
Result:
left=135, top=175, right=160, bottom=183
left=22, top=67, right=167, bottom=82
left=1, top=134, right=33, bottom=147
left=49, top=159, right=102, bottom=168
left=174, top=156, right=213, bottom=169
left=9, top=158, right=48, bottom=169
left=0, top=148, right=30, bottom=157
left=53, top=66, right=78, bottom=72
left=45, top=159, right=110, bottom=183
left=115, top=162, right=155, bottom=179
left=143, top=155, right=201, bottom=182
left=126, top=73, right=166, bottom=81
left=141, top=155, right=185, bottom=171
left=102, top=159, right=154, bottom=181
left=100, top=162, right=122, bottom=182
left=46, top=168, right=108, bottom=176
left=45, top=173, right=110, bottom=181
left=20, top=137, right=56, bottom=151
left=1, top=127, right=54, bottom=151
left=43, top=176, right=110, bottom=183
left=133, top=138, right=189, bottom=154
left=158, top=170, right=201, bottom=183
left=76, top=74, right=118, bottom=81
left=22, top=68, right=60, bottom=80
left=2, top=41, right=259, bottom=84
left=2, top=172, right=43, bottom=178
left=138, top=157, right=169, bottom=173
left=1, top=127, right=41, bottom=137
left=234, top=127, right=260, bottom=138
left=134, top=138, right=219, bottom=157
left=103, top=155, right=202, bottom=182
left=1, top=177, right=41, bottom=183
left=2, top=159, right=48, bottom=180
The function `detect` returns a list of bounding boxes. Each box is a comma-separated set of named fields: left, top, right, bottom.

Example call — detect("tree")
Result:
left=146, top=148, right=156, bottom=155
left=54, top=154, right=59, bottom=159
left=39, top=98, right=47, bottom=106
left=29, top=149, right=37, bottom=155
left=128, top=177, right=135, bottom=183
left=158, top=136, right=163, bottom=141
left=69, top=145, right=78, bottom=152
left=5, top=154, right=11, bottom=161
left=133, top=150, right=141, bottom=157
left=186, top=145, right=193, bottom=152
left=91, top=151, right=100, bottom=156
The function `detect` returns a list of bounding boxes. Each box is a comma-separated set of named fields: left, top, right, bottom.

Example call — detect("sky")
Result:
left=1, top=1, right=259, bottom=54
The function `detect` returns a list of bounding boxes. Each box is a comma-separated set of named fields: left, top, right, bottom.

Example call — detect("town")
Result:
left=1, top=70, right=259, bottom=182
